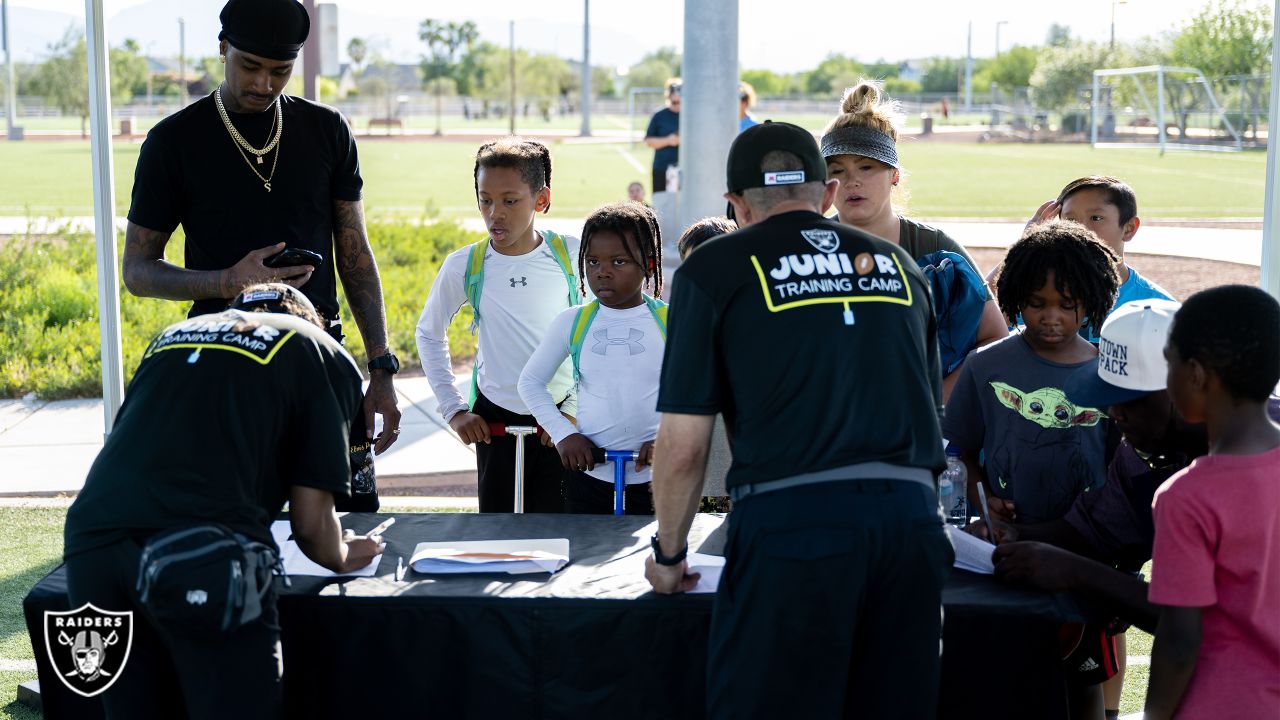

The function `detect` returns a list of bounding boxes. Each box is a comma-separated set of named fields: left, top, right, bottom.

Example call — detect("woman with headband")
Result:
left=821, top=80, right=1008, bottom=397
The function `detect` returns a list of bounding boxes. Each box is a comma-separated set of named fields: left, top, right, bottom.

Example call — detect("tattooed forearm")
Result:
left=122, top=221, right=226, bottom=300
left=332, top=199, right=390, bottom=359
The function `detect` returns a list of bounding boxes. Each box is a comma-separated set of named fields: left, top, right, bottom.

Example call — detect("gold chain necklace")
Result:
left=214, top=85, right=283, bottom=162
left=214, top=87, right=282, bottom=192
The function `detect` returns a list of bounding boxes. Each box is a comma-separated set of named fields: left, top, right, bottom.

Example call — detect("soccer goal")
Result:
left=1091, top=65, right=1244, bottom=153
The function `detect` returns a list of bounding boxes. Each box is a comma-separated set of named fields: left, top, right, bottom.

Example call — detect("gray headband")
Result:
left=820, top=125, right=899, bottom=169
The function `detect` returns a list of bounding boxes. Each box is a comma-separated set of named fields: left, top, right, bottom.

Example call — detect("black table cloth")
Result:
left=26, top=512, right=1093, bottom=719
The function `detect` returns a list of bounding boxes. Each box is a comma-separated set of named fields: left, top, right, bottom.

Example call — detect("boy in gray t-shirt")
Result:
left=944, top=333, right=1108, bottom=523
left=943, top=222, right=1119, bottom=524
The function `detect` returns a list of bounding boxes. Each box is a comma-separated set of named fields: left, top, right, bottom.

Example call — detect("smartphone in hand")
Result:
left=264, top=247, right=323, bottom=269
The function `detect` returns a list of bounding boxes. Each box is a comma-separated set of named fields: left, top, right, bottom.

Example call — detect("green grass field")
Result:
left=0, top=138, right=1266, bottom=220
left=0, top=507, right=68, bottom=720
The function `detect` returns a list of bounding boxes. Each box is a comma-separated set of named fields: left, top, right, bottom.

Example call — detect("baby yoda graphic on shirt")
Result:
left=992, top=383, right=1104, bottom=429
left=986, top=382, right=1107, bottom=524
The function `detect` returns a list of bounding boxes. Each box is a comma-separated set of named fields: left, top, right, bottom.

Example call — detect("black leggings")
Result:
left=564, top=471, right=654, bottom=515
left=472, top=390, right=568, bottom=513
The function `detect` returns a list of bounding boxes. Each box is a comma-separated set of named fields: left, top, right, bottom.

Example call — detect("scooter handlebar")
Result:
left=488, top=423, right=540, bottom=437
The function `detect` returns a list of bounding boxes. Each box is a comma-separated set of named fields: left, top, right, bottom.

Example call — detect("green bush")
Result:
left=340, top=220, right=482, bottom=368
left=0, top=220, right=483, bottom=399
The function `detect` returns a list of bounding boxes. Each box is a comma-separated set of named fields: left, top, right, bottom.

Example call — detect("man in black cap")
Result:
left=121, top=0, right=402, bottom=455
left=645, top=122, right=952, bottom=718
left=63, top=283, right=385, bottom=719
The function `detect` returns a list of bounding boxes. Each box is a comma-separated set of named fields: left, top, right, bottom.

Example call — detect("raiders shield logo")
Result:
left=800, top=229, right=840, bottom=253
left=44, top=603, right=133, bottom=698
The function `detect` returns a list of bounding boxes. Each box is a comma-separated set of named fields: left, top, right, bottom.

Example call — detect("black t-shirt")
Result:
left=644, top=107, right=679, bottom=173
left=657, top=210, right=945, bottom=489
left=63, top=310, right=363, bottom=558
left=128, top=93, right=364, bottom=325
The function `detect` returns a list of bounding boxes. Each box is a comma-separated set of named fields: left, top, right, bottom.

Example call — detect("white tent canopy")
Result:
left=81, top=0, right=1280, bottom=433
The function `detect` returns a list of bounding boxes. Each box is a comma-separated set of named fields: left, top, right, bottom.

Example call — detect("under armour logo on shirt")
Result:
left=592, top=328, right=645, bottom=356
left=509, top=277, right=527, bottom=287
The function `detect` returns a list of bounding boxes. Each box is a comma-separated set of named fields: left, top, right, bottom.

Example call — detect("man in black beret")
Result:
left=121, top=0, right=403, bottom=457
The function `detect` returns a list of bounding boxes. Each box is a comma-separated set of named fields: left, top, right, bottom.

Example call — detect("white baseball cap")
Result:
left=1064, top=298, right=1182, bottom=408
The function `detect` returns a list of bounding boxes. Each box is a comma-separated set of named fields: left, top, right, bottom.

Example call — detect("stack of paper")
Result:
left=270, top=521, right=381, bottom=578
left=946, top=525, right=996, bottom=574
left=409, top=538, right=570, bottom=575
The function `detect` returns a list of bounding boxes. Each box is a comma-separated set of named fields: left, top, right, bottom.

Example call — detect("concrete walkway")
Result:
left=0, top=376, right=477, bottom=497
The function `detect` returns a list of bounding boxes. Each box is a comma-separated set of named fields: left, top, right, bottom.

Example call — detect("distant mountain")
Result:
left=106, top=0, right=223, bottom=56
left=6, top=6, right=82, bottom=60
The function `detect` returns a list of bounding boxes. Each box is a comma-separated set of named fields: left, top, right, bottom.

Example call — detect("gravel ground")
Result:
left=968, top=248, right=1260, bottom=301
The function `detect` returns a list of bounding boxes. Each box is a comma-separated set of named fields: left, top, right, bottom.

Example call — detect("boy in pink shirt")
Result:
left=1146, top=285, right=1280, bottom=719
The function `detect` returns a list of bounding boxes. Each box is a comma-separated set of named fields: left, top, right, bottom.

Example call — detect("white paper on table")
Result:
left=686, top=553, right=725, bottom=594
left=409, top=538, right=570, bottom=575
left=946, top=525, right=996, bottom=575
left=271, top=520, right=381, bottom=577
left=270, top=520, right=292, bottom=548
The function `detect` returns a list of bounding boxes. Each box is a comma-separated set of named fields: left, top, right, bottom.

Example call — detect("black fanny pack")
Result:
left=136, top=524, right=284, bottom=637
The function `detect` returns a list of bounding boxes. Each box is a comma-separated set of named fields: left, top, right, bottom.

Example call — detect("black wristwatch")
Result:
left=367, top=352, right=400, bottom=375
left=650, top=534, right=688, bottom=566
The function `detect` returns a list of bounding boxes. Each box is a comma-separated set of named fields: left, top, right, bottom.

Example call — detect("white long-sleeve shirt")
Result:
left=518, top=303, right=664, bottom=485
left=415, top=233, right=578, bottom=421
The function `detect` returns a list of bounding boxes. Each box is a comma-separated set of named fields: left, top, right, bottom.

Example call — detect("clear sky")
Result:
left=14, top=0, right=1257, bottom=72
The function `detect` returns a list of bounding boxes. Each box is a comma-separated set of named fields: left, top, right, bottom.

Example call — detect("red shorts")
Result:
left=1062, top=622, right=1121, bottom=686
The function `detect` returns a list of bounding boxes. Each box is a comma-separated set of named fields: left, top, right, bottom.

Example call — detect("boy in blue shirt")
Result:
left=1025, top=176, right=1174, bottom=342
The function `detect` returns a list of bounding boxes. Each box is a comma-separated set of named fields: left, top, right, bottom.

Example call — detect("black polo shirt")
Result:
left=657, top=210, right=945, bottom=490
left=64, top=310, right=362, bottom=558
left=128, top=93, right=363, bottom=325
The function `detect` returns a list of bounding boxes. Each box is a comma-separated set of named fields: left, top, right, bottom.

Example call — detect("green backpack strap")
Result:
left=568, top=300, right=601, bottom=385
left=568, top=295, right=668, bottom=385
left=462, top=238, right=488, bottom=406
left=463, top=238, right=488, bottom=332
left=542, top=230, right=581, bottom=306
left=643, top=294, right=669, bottom=339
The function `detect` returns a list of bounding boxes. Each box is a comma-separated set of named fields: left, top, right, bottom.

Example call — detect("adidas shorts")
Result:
left=1062, top=622, right=1121, bottom=686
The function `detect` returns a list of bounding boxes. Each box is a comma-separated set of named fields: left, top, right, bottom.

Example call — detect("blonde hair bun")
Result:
left=840, top=82, right=882, bottom=116
left=824, top=78, right=901, bottom=142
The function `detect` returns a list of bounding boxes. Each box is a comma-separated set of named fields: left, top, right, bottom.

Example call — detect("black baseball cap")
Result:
left=231, top=282, right=317, bottom=316
left=725, top=121, right=827, bottom=194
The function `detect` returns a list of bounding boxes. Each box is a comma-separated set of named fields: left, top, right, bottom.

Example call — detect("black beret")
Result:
left=219, top=0, right=310, bottom=61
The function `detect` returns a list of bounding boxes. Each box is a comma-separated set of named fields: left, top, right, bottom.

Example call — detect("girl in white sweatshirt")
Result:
left=519, top=202, right=666, bottom=514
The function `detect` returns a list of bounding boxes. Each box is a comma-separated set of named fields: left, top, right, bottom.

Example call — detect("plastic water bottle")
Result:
left=938, top=473, right=954, bottom=520
left=939, top=446, right=968, bottom=525
left=665, top=164, right=680, bottom=192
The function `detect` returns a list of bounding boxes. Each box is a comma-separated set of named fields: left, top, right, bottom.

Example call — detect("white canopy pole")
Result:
left=678, top=0, right=739, bottom=233
left=85, top=0, right=124, bottom=435
left=1260, top=0, right=1280, bottom=299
